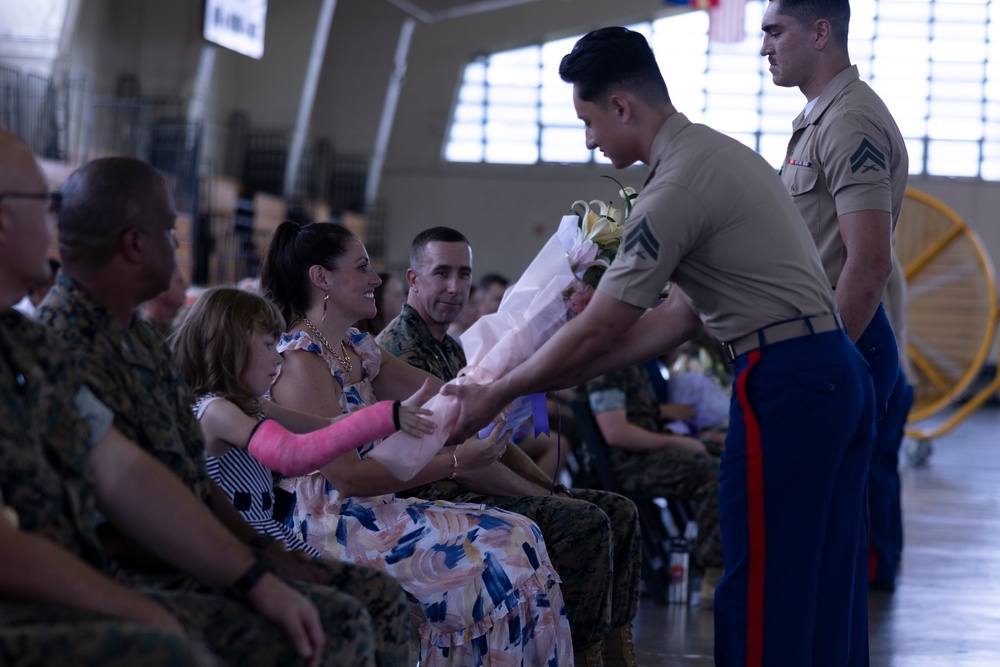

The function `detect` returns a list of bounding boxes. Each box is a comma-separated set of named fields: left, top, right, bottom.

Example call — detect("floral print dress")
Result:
left=276, top=329, right=573, bottom=667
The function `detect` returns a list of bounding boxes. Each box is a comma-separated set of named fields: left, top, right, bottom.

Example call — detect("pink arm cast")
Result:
left=247, top=400, right=396, bottom=475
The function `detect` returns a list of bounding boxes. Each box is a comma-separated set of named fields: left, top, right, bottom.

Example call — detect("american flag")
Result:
left=708, top=0, right=747, bottom=44
left=664, top=0, right=747, bottom=44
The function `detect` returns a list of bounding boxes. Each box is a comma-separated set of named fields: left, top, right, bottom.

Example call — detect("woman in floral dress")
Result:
left=260, top=220, right=573, bottom=667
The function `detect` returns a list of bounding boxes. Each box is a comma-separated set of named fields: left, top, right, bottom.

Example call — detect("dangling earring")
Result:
left=321, top=292, right=329, bottom=322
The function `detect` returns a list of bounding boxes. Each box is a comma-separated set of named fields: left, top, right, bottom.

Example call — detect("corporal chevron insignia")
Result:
left=850, top=138, right=886, bottom=174
left=623, top=216, right=661, bottom=262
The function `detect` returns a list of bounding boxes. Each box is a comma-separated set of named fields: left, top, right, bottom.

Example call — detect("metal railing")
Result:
left=0, top=66, right=389, bottom=286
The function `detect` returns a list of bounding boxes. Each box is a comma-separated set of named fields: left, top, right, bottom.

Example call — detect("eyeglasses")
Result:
left=0, top=191, right=62, bottom=212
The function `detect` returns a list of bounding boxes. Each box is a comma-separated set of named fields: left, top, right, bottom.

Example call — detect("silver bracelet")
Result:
left=448, top=450, right=459, bottom=479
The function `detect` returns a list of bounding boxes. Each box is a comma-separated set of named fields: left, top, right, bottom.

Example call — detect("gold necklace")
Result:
left=298, top=316, right=353, bottom=372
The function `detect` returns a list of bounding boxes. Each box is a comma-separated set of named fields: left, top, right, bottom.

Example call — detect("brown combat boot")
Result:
left=602, top=625, right=638, bottom=667
left=574, top=641, right=604, bottom=667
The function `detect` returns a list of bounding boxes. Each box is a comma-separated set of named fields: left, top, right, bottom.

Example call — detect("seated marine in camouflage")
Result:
left=33, top=153, right=412, bottom=666
left=0, top=129, right=371, bottom=667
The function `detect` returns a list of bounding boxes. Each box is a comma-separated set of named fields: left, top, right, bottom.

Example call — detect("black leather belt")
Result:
left=723, top=313, right=844, bottom=363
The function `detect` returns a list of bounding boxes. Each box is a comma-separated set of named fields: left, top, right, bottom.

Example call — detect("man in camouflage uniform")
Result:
left=377, top=226, right=642, bottom=667
left=0, top=602, right=219, bottom=667
left=0, top=129, right=373, bottom=666
left=584, top=364, right=724, bottom=604
left=34, top=156, right=412, bottom=667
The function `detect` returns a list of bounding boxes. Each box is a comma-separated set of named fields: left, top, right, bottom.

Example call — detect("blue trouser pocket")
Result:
left=855, top=304, right=900, bottom=420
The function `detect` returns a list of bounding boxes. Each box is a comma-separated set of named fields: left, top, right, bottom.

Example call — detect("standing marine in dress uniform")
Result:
left=761, top=0, right=911, bottom=609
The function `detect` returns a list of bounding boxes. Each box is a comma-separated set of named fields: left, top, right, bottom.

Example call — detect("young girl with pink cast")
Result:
left=172, top=286, right=437, bottom=554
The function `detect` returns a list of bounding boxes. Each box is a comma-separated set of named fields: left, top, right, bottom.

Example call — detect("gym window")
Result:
left=445, top=0, right=998, bottom=179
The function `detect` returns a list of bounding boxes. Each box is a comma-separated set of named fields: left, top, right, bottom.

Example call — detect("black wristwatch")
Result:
left=231, top=551, right=275, bottom=597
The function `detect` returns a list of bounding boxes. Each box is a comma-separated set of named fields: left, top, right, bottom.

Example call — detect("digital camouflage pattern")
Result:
left=149, top=588, right=376, bottom=666
left=36, top=273, right=215, bottom=504
left=0, top=589, right=377, bottom=667
left=376, top=303, right=467, bottom=381
left=586, top=363, right=723, bottom=568
left=0, top=310, right=379, bottom=665
left=0, top=311, right=107, bottom=567
left=308, top=557, right=414, bottom=667
left=0, top=605, right=220, bottom=667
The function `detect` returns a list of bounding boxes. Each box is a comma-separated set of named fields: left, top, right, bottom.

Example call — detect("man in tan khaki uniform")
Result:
left=445, top=26, right=877, bottom=667
left=762, top=0, right=912, bottom=627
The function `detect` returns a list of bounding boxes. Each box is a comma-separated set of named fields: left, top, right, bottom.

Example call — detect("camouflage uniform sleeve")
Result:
left=376, top=313, right=441, bottom=377
left=72, top=386, right=115, bottom=448
left=0, top=314, right=107, bottom=561
left=374, top=324, right=398, bottom=355
left=586, top=369, right=629, bottom=415
left=394, top=345, right=438, bottom=376
left=588, top=387, right=628, bottom=415
left=585, top=368, right=629, bottom=397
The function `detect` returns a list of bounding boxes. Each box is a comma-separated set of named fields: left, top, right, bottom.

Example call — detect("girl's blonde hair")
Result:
left=172, top=286, right=286, bottom=416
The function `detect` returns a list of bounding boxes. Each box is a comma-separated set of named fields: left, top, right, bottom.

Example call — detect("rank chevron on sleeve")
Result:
left=850, top=138, right=886, bottom=173
left=623, top=217, right=661, bottom=261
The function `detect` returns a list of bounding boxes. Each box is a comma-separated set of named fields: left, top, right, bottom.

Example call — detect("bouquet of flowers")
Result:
left=565, top=179, right=637, bottom=291
left=369, top=178, right=635, bottom=480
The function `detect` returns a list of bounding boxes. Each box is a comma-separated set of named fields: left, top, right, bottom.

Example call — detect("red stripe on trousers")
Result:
left=736, top=349, right=765, bottom=667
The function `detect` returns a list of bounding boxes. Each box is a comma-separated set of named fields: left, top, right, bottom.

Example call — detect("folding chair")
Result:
left=570, top=398, right=688, bottom=605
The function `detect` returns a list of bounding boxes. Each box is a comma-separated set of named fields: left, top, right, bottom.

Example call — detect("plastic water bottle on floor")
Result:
left=669, top=536, right=690, bottom=603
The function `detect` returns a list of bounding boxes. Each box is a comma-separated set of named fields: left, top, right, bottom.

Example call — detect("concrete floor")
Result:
left=629, top=403, right=1000, bottom=666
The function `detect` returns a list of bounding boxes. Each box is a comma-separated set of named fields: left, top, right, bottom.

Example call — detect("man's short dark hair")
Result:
left=478, top=272, right=509, bottom=292
left=773, top=0, right=851, bottom=47
left=410, top=226, right=469, bottom=268
left=57, top=157, right=166, bottom=270
left=559, top=26, right=670, bottom=106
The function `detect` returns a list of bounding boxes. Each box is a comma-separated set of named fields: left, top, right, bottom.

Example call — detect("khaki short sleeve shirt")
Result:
left=598, top=113, right=835, bottom=342
left=779, top=65, right=909, bottom=288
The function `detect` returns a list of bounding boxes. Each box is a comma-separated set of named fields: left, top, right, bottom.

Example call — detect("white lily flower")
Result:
left=562, top=179, right=634, bottom=281
left=572, top=199, right=623, bottom=246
